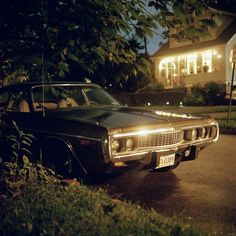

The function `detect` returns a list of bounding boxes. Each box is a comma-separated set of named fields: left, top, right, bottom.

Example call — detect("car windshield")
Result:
left=31, top=84, right=120, bottom=111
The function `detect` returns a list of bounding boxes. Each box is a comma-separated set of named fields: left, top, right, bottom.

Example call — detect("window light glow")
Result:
left=159, top=49, right=218, bottom=85
left=187, top=54, right=197, bottom=74
left=202, top=50, right=212, bottom=72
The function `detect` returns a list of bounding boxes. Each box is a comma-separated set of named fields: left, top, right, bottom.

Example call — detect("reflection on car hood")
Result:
left=46, top=106, right=199, bottom=129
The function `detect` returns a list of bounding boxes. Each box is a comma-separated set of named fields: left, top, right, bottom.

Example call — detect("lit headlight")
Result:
left=126, top=138, right=135, bottom=151
left=185, top=129, right=198, bottom=140
left=210, top=126, right=217, bottom=138
left=200, top=127, right=207, bottom=138
left=192, top=129, right=197, bottom=140
left=111, top=139, right=120, bottom=153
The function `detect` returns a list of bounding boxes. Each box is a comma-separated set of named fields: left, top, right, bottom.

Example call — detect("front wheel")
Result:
left=33, top=141, right=75, bottom=178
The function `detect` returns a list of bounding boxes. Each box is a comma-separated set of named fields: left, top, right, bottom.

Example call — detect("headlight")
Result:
left=210, top=126, right=217, bottom=138
left=200, top=127, right=207, bottom=138
left=126, top=138, right=135, bottom=151
left=192, top=129, right=197, bottom=140
left=185, top=129, right=198, bottom=140
left=111, top=139, right=120, bottom=153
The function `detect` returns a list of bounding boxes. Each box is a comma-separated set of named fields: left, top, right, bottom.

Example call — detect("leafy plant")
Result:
left=0, top=0, right=218, bottom=87
left=0, top=117, right=60, bottom=197
left=137, top=81, right=165, bottom=93
left=202, top=81, right=225, bottom=105
left=183, top=93, right=205, bottom=106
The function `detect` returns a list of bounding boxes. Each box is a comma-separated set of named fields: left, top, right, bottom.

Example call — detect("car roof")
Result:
left=0, top=81, right=99, bottom=91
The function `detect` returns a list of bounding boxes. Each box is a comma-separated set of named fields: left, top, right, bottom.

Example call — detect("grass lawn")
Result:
left=0, top=183, right=219, bottom=236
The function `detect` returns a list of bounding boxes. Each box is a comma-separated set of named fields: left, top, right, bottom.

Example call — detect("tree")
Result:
left=0, top=0, right=216, bottom=87
left=0, top=0, right=156, bottom=84
left=149, top=0, right=217, bottom=42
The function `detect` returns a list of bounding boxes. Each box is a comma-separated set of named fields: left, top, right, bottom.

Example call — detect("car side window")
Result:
left=7, top=90, right=30, bottom=113
left=32, top=85, right=86, bottom=110
left=83, top=87, right=120, bottom=106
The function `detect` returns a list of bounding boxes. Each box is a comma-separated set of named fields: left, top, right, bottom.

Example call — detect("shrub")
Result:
left=183, top=93, right=205, bottom=106
left=183, top=84, right=206, bottom=106
left=137, top=81, right=165, bottom=93
left=192, top=83, right=203, bottom=97
left=0, top=116, right=60, bottom=197
left=202, top=81, right=226, bottom=105
left=114, top=91, right=185, bottom=106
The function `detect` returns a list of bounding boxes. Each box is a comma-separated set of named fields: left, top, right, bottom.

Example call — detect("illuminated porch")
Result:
left=157, top=48, right=225, bottom=88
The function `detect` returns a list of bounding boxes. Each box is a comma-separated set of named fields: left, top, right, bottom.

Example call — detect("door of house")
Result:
left=166, top=62, right=178, bottom=87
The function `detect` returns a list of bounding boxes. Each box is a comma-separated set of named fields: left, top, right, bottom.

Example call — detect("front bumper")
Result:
left=104, top=142, right=210, bottom=173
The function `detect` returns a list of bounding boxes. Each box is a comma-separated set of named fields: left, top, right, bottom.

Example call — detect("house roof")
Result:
left=151, top=19, right=236, bottom=58
left=209, top=1, right=236, bottom=16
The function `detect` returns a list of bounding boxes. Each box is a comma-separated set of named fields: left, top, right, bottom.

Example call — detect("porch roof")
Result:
left=151, top=19, right=236, bottom=58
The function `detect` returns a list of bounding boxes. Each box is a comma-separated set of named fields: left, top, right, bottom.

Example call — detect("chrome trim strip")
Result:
left=113, top=127, right=175, bottom=138
left=181, top=121, right=218, bottom=130
left=113, top=151, right=149, bottom=159
left=111, top=121, right=218, bottom=139
left=31, top=83, right=98, bottom=89
left=111, top=139, right=215, bottom=161
left=110, top=135, right=217, bottom=161
left=22, top=128, right=100, bottom=141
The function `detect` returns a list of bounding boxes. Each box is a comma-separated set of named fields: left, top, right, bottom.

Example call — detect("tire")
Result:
left=35, top=139, right=75, bottom=178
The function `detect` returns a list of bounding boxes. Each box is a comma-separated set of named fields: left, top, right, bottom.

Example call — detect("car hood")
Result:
left=46, top=106, right=201, bottom=129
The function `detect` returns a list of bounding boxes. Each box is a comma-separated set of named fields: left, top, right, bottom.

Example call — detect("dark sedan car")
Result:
left=0, top=82, right=219, bottom=179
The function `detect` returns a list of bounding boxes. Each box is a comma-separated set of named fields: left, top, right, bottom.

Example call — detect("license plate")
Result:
left=156, top=154, right=175, bottom=169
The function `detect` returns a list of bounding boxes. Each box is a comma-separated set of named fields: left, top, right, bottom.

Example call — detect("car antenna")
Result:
left=41, top=52, right=46, bottom=117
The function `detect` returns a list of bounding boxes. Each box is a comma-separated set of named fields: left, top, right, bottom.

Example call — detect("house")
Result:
left=151, top=3, right=236, bottom=93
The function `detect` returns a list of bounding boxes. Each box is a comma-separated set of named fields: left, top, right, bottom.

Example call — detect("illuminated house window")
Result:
left=230, top=49, right=233, bottom=63
left=178, top=56, right=187, bottom=75
left=159, top=49, right=220, bottom=87
left=159, top=58, right=178, bottom=86
left=229, top=49, right=235, bottom=69
left=187, top=54, right=197, bottom=74
left=202, top=50, right=212, bottom=72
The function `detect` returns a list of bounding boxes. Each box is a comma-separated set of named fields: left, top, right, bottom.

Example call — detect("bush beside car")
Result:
left=113, top=91, right=185, bottom=106
left=113, top=81, right=227, bottom=107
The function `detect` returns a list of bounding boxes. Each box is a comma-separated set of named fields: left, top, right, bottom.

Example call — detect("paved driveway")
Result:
left=98, top=134, right=236, bottom=234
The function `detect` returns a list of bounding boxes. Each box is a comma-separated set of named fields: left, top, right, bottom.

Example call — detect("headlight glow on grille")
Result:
left=126, top=138, right=135, bottom=151
left=111, top=139, right=120, bottom=153
left=201, top=127, right=207, bottom=138
left=185, top=129, right=198, bottom=140
left=210, top=126, right=217, bottom=138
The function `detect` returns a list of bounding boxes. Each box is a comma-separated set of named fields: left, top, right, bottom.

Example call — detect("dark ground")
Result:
left=97, top=134, right=236, bottom=234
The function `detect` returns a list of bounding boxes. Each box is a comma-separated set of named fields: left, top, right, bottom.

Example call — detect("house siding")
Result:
left=152, top=10, right=236, bottom=92
left=225, top=33, right=236, bottom=92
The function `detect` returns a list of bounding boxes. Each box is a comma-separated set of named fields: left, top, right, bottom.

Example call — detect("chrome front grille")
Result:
left=137, top=131, right=184, bottom=148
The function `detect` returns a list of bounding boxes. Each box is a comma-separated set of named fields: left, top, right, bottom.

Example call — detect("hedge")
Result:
left=113, top=91, right=185, bottom=106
